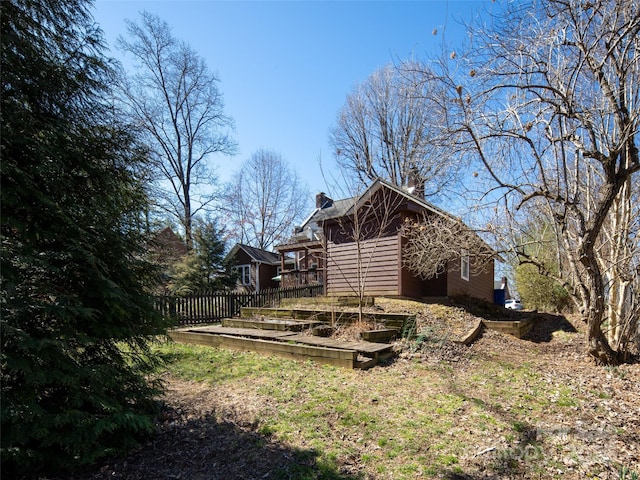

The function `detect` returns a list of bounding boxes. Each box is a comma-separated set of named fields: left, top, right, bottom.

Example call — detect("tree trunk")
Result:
left=582, top=254, right=621, bottom=365
left=586, top=310, right=621, bottom=366
left=184, top=193, right=193, bottom=250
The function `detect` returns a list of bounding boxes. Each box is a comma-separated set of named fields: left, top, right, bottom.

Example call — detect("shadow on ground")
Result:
left=522, top=313, right=578, bottom=343
left=442, top=296, right=528, bottom=322
left=440, top=472, right=507, bottom=479
left=31, top=406, right=361, bottom=480
left=446, top=295, right=579, bottom=344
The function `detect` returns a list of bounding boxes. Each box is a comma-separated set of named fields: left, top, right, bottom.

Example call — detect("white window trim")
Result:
left=233, top=264, right=251, bottom=285
left=461, top=250, right=470, bottom=282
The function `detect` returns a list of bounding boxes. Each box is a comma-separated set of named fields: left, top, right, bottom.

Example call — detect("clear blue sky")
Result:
left=93, top=0, right=495, bottom=211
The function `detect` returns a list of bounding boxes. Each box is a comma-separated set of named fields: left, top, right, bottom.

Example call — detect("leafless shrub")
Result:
left=401, top=214, right=494, bottom=280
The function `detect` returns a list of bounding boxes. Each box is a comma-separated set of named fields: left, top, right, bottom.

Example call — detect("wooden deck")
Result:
left=240, top=307, right=415, bottom=330
left=185, top=325, right=297, bottom=339
left=171, top=322, right=395, bottom=369
left=170, top=330, right=358, bottom=368
left=285, top=334, right=393, bottom=355
left=221, top=317, right=318, bottom=332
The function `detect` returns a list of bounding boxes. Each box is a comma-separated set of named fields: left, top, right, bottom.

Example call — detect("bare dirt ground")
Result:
left=456, top=325, right=640, bottom=479
left=44, top=301, right=639, bottom=480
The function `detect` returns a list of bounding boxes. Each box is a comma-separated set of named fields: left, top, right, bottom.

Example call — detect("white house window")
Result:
left=461, top=250, right=470, bottom=281
left=233, top=265, right=251, bottom=285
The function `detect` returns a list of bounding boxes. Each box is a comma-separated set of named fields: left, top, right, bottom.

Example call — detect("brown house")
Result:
left=148, top=227, right=189, bottom=291
left=225, top=243, right=294, bottom=292
left=151, top=226, right=189, bottom=263
left=276, top=178, right=495, bottom=302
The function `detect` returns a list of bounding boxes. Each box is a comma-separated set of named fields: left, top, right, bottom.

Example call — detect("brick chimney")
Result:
left=407, top=168, right=425, bottom=199
left=316, top=192, right=333, bottom=209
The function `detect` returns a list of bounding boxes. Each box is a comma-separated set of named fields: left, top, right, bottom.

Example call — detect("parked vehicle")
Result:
left=505, top=299, right=523, bottom=310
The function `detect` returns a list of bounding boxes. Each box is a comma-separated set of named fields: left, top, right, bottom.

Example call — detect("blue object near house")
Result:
left=494, top=288, right=506, bottom=306
left=493, top=276, right=509, bottom=306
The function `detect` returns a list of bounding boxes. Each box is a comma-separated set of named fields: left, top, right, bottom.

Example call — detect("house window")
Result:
left=461, top=250, right=470, bottom=281
left=233, top=265, right=251, bottom=285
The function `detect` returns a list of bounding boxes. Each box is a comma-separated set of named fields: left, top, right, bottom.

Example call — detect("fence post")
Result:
left=230, top=293, right=235, bottom=318
left=169, top=295, right=176, bottom=319
left=155, top=283, right=324, bottom=325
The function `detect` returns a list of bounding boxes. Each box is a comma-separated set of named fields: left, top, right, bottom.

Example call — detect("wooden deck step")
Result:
left=240, top=307, right=415, bottom=331
left=172, top=325, right=396, bottom=368
left=280, top=296, right=374, bottom=308
left=360, top=328, right=399, bottom=343
left=170, top=329, right=358, bottom=368
left=222, top=317, right=318, bottom=332
left=184, top=325, right=297, bottom=340
left=185, top=326, right=392, bottom=356
left=355, top=355, right=379, bottom=370
left=285, top=334, right=393, bottom=358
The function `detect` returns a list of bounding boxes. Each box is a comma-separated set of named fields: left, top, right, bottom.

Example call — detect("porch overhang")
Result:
left=274, top=240, right=323, bottom=253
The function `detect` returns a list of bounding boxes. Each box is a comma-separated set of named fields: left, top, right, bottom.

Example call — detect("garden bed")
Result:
left=482, top=317, right=533, bottom=338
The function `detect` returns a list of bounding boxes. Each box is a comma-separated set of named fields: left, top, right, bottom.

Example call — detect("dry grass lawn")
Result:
left=57, top=299, right=639, bottom=480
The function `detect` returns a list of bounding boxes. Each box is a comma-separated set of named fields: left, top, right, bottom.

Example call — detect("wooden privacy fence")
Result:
left=155, top=284, right=324, bottom=326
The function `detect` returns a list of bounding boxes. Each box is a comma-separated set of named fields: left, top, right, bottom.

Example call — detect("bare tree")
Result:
left=324, top=181, right=406, bottom=321
left=401, top=215, right=494, bottom=281
left=435, top=0, right=639, bottom=364
left=223, top=149, right=309, bottom=250
left=597, top=171, right=640, bottom=358
left=117, top=12, right=236, bottom=248
left=329, top=63, right=460, bottom=198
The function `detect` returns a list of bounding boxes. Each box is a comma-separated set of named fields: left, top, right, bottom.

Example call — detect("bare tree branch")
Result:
left=430, top=0, right=639, bottom=364
left=117, top=12, right=236, bottom=248
left=401, top=214, right=495, bottom=281
left=329, top=63, right=462, bottom=199
left=222, top=149, right=309, bottom=250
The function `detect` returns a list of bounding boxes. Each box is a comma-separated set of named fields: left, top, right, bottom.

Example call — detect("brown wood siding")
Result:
left=399, top=267, right=423, bottom=297
left=319, top=182, right=497, bottom=302
left=421, top=273, right=448, bottom=297
left=326, top=236, right=400, bottom=296
left=233, top=250, right=252, bottom=265
left=230, top=250, right=281, bottom=291
left=398, top=208, right=453, bottom=298
left=257, top=264, right=279, bottom=291
left=399, top=234, right=423, bottom=297
left=446, top=256, right=495, bottom=302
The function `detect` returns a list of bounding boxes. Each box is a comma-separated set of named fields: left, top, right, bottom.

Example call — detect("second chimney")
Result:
left=316, top=192, right=333, bottom=209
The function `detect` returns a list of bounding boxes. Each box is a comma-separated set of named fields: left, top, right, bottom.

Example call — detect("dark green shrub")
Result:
left=1, top=0, right=168, bottom=474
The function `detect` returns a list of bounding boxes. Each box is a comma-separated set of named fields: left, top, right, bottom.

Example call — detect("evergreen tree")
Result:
left=1, top=0, right=168, bottom=474
left=169, top=219, right=236, bottom=294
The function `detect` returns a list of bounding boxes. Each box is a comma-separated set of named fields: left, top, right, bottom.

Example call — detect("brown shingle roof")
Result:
left=225, top=243, right=290, bottom=266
